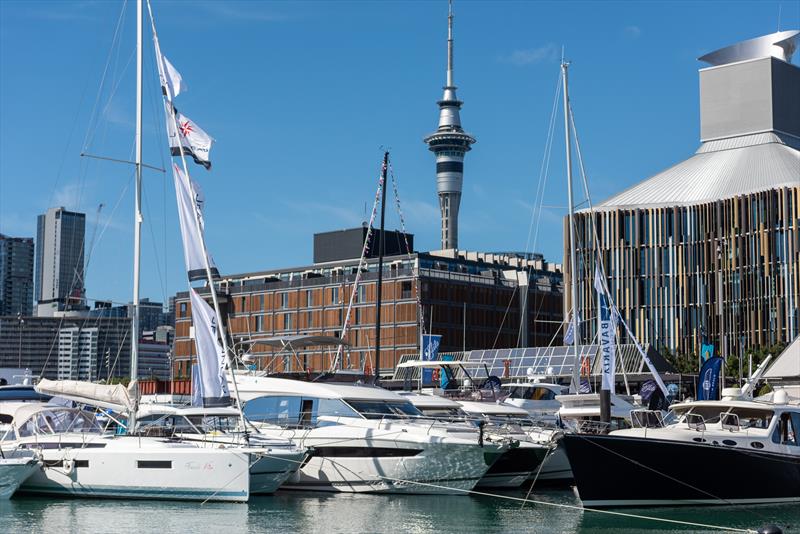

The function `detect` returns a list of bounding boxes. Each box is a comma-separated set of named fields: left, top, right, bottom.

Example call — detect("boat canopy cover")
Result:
left=35, top=379, right=137, bottom=413
left=240, top=335, right=350, bottom=350
left=396, top=360, right=484, bottom=369
left=764, top=337, right=800, bottom=380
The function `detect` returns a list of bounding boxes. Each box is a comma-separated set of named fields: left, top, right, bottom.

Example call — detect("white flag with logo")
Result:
left=173, top=164, right=219, bottom=281
left=168, top=107, right=213, bottom=170
left=189, top=288, right=230, bottom=407
left=594, top=264, right=616, bottom=392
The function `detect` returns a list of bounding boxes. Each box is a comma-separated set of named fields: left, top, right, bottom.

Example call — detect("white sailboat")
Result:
left=0, top=0, right=253, bottom=502
left=142, top=0, right=309, bottom=494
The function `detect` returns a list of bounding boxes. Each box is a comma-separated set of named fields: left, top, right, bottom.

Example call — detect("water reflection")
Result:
left=0, top=489, right=795, bottom=534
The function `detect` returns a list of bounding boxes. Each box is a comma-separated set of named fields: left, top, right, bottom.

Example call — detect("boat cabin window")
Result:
left=17, top=408, right=101, bottom=437
left=344, top=399, right=423, bottom=420
left=772, top=412, right=800, bottom=446
left=186, top=415, right=240, bottom=434
left=243, top=396, right=358, bottom=426
left=502, top=386, right=563, bottom=401
left=418, top=407, right=466, bottom=418
left=675, top=406, right=774, bottom=429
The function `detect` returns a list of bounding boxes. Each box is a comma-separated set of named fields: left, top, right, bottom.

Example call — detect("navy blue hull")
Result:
left=562, top=433, right=800, bottom=508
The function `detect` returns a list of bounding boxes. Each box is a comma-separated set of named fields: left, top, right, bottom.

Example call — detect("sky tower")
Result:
left=424, top=0, right=476, bottom=251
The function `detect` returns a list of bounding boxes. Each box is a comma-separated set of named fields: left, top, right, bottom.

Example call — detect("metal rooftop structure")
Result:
left=594, top=31, right=800, bottom=211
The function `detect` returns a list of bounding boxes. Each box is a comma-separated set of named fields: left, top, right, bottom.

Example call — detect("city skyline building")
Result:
left=0, top=233, right=34, bottom=316
left=35, top=207, right=86, bottom=315
left=172, top=230, right=562, bottom=379
left=423, top=1, right=475, bottom=251
left=565, top=31, right=800, bottom=360
left=0, top=315, right=133, bottom=380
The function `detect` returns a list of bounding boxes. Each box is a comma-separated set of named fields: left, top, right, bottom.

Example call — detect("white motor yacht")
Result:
left=232, top=375, right=503, bottom=494
left=402, top=393, right=550, bottom=488
left=499, top=381, right=567, bottom=423
left=136, top=404, right=307, bottom=494
left=456, top=400, right=572, bottom=484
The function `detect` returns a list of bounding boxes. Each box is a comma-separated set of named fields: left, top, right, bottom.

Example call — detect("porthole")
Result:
left=722, top=439, right=737, bottom=447
left=750, top=442, right=764, bottom=449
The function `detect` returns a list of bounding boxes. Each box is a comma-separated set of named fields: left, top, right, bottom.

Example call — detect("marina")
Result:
left=0, top=0, right=798, bottom=532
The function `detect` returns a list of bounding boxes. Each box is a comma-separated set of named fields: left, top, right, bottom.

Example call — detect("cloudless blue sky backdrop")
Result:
left=1, top=1, right=798, bottom=307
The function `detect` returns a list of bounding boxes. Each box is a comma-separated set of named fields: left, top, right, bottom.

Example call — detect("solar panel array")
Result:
left=466, top=345, right=599, bottom=379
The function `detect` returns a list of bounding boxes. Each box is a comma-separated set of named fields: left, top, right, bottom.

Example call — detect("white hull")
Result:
left=259, top=424, right=492, bottom=495
left=0, top=456, right=39, bottom=499
left=5, top=435, right=251, bottom=502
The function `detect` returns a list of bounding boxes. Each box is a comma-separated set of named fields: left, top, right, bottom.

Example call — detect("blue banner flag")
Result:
left=697, top=356, right=724, bottom=400
left=421, top=334, right=442, bottom=386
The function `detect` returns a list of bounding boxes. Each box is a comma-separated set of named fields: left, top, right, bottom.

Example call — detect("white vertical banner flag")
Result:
left=172, top=164, right=219, bottom=281
left=594, top=264, right=616, bottom=392
left=160, top=55, right=187, bottom=101
left=167, top=108, right=214, bottom=170
left=189, top=288, right=230, bottom=407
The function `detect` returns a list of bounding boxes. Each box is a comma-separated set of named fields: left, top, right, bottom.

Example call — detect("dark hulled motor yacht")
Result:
left=563, top=389, right=800, bottom=507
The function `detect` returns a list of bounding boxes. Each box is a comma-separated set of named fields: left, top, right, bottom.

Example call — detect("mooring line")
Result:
left=251, top=451, right=756, bottom=533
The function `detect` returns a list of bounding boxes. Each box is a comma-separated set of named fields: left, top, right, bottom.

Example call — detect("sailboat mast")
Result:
left=562, top=60, right=581, bottom=393
left=130, top=0, right=143, bottom=430
left=374, top=151, right=389, bottom=386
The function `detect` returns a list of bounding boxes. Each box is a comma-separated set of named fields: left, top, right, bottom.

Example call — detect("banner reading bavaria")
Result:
left=594, top=266, right=616, bottom=392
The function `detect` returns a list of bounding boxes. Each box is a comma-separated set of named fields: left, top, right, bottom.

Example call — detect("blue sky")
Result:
left=1, top=0, right=798, bottom=308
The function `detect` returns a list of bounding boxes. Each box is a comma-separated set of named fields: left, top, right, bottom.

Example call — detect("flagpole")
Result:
left=146, top=0, right=247, bottom=436
left=129, top=0, right=143, bottom=433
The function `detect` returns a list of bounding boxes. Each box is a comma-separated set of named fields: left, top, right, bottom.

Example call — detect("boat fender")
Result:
left=62, top=459, right=74, bottom=474
left=757, top=525, right=782, bottom=534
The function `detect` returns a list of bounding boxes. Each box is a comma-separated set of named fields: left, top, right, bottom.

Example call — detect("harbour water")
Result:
left=1, top=489, right=797, bottom=533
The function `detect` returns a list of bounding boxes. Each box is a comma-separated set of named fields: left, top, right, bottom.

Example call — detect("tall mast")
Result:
left=130, top=0, right=143, bottom=430
left=562, top=59, right=581, bottom=393
left=374, top=151, right=389, bottom=386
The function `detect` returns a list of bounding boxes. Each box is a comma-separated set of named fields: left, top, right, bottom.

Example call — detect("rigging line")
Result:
left=141, top=183, right=168, bottom=307
left=143, top=48, right=171, bottom=306
left=77, top=0, right=128, bottom=156
left=515, top=70, right=562, bottom=348
left=330, top=157, right=385, bottom=372
left=387, top=162, right=424, bottom=339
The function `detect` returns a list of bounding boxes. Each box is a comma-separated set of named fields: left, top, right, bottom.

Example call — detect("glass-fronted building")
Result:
left=565, top=32, right=800, bottom=360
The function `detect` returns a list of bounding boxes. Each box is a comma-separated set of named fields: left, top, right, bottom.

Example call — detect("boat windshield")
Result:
left=138, top=414, right=240, bottom=435
left=345, top=399, right=423, bottom=420
left=17, top=408, right=102, bottom=437
left=186, top=415, right=240, bottom=434
left=501, top=385, right=566, bottom=400
left=674, top=405, right=774, bottom=429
